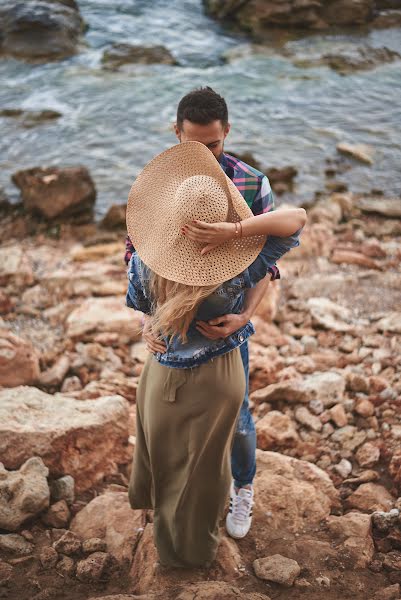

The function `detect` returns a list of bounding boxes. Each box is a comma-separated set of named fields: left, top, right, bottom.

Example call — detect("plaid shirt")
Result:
left=124, top=151, right=280, bottom=280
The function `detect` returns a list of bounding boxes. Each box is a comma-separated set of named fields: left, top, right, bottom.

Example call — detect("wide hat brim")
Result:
left=126, top=141, right=266, bottom=286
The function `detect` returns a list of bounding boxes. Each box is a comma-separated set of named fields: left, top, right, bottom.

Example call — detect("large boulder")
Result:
left=203, top=0, right=375, bottom=34
left=12, top=166, right=96, bottom=219
left=0, top=386, right=130, bottom=492
left=0, top=457, right=50, bottom=531
left=253, top=450, right=340, bottom=533
left=0, top=0, right=86, bottom=62
left=0, top=330, right=40, bottom=387
left=70, top=491, right=146, bottom=566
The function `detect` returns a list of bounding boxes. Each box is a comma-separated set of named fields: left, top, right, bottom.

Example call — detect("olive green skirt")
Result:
left=128, top=348, right=245, bottom=568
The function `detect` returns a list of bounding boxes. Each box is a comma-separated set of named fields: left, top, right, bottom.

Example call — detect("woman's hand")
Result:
left=182, top=220, right=235, bottom=255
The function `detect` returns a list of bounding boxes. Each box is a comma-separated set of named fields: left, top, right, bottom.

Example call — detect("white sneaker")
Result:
left=226, top=481, right=254, bottom=539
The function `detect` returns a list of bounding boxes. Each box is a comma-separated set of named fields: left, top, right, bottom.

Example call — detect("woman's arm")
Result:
left=182, top=208, right=307, bottom=254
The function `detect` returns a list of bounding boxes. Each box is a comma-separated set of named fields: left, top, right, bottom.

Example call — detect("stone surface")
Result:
left=42, top=499, right=71, bottom=528
left=0, top=533, right=34, bottom=555
left=102, top=43, right=177, bottom=68
left=0, top=386, right=130, bottom=492
left=346, top=483, right=394, bottom=512
left=0, top=0, right=86, bottom=62
left=254, top=451, right=340, bottom=533
left=70, top=491, right=145, bottom=565
left=101, top=203, right=127, bottom=229
left=0, top=457, right=49, bottom=531
left=256, top=411, right=300, bottom=449
left=53, top=530, right=82, bottom=556
left=253, top=554, right=301, bottom=586
left=39, top=355, right=70, bottom=387
left=356, top=442, right=380, bottom=467
left=337, top=142, right=374, bottom=164
left=76, top=552, right=112, bottom=582
left=49, top=475, right=75, bottom=505
left=358, top=197, right=401, bottom=218
left=39, top=546, right=59, bottom=569
left=376, top=312, right=401, bottom=334
left=307, top=297, right=355, bottom=332
left=0, top=329, right=40, bottom=387
left=66, top=296, right=143, bottom=343
left=294, top=406, right=322, bottom=431
left=82, top=538, right=107, bottom=554
left=325, top=512, right=374, bottom=568
left=12, top=166, right=96, bottom=219
left=0, top=245, right=34, bottom=288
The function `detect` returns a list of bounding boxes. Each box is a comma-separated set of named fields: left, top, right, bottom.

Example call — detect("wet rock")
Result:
left=70, top=492, right=145, bottom=565
left=0, top=0, right=86, bottom=62
left=12, top=166, right=96, bottom=219
left=253, top=554, right=301, bottom=586
left=0, top=330, right=40, bottom=387
left=76, top=551, right=112, bottom=582
left=0, top=533, right=34, bottom=555
left=66, top=297, right=142, bottom=343
left=53, top=530, right=82, bottom=556
left=0, top=108, right=62, bottom=127
left=298, top=46, right=400, bottom=75
left=49, top=475, right=75, bottom=506
left=325, top=512, right=374, bottom=568
left=42, top=500, right=70, bottom=528
left=251, top=371, right=345, bottom=407
left=346, top=482, right=394, bottom=512
left=0, top=457, right=49, bottom=531
left=256, top=410, right=300, bottom=449
left=0, top=245, right=35, bottom=288
left=356, top=442, right=380, bottom=467
left=101, top=204, right=127, bottom=229
left=357, top=197, right=401, bottom=218
left=254, top=450, right=340, bottom=533
left=337, top=142, right=374, bottom=164
left=0, top=386, right=130, bottom=492
left=39, top=546, right=58, bottom=569
left=102, top=43, right=177, bottom=69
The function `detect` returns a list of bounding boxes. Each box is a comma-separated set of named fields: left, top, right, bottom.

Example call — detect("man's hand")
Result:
left=196, top=313, right=248, bottom=340
left=142, top=315, right=167, bottom=354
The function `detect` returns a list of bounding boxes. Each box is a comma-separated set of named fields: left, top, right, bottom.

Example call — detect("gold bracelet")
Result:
left=234, top=222, right=239, bottom=236
left=239, top=221, right=243, bottom=238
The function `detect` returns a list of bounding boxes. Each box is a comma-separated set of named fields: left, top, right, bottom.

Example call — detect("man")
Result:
left=125, top=86, right=279, bottom=540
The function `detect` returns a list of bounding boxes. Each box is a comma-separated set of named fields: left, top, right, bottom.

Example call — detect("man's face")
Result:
left=175, top=119, right=230, bottom=160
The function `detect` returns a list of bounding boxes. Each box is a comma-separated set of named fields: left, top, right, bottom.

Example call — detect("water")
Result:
left=1, top=0, right=400, bottom=217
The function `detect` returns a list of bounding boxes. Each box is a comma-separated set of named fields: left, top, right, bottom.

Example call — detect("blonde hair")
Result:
left=148, top=270, right=220, bottom=342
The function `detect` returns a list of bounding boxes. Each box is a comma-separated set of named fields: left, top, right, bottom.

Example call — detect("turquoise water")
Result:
left=0, top=0, right=400, bottom=216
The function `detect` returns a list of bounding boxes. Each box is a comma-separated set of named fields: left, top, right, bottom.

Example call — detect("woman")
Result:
left=126, top=141, right=306, bottom=568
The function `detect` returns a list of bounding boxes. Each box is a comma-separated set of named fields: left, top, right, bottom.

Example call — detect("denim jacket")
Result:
left=126, top=230, right=302, bottom=368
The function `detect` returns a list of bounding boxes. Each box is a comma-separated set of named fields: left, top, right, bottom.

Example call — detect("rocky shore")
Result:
left=0, top=169, right=400, bottom=600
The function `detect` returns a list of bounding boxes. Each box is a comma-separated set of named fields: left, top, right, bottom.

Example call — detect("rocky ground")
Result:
left=0, top=184, right=401, bottom=600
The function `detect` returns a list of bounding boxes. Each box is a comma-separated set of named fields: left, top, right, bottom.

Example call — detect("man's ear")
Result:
left=174, top=123, right=181, bottom=141
left=224, top=122, right=231, bottom=139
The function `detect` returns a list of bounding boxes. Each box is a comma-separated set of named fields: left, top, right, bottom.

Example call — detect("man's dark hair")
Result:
left=176, top=86, right=228, bottom=129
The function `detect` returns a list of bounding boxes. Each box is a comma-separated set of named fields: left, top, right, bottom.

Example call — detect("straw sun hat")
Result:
left=126, top=141, right=266, bottom=286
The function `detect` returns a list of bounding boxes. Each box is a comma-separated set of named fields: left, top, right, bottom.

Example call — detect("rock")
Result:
left=175, top=582, right=272, bottom=600
left=0, top=330, right=40, bottom=387
left=0, top=108, right=62, bottom=127
left=102, top=43, right=177, bottom=69
left=331, top=425, right=367, bottom=451
left=42, top=262, right=126, bottom=299
left=129, top=524, right=157, bottom=595
left=0, top=457, right=49, bottom=531
left=325, top=512, right=374, bottom=568
left=0, top=0, right=86, bottom=62
left=0, top=559, right=14, bottom=585
left=298, top=46, right=400, bottom=75
left=372, top=584, right=400, bottom=600
left=82, top=538, right=107, bottom=554
left=333, top=458, right=352, bottom=478
left=61, top=376, right=82, bottom=393
left=53, top=530, right=82, bottom=556
left=253, top=554, right=301, bottom=586
left=56, top=555, right=75, bottom=578
left=376, top=313, right=401, bottom=334
left=42, top=500, right=70, bottom=528
left=337, top=142, right=374, bottom=164
left=355, top=398, right=375, bottom=417
left=307, top=297, right=355, bottom=332
left=294, top=406, right=322, bottom=431
left=71, top=242, right=123, bottom=262
left=70, top=491, right=145, bottom=565
left=66, top=297, right=143, bottom=343
left=0, top=533, right=34, bottom=555
left=346, top=483, right=394, bottom=512
left=357, top=197, right=401, bottom=219
left=76, top=551, right=112, bottom=582
left=101, top=204, right=127, bottom=229
left=383, top=551, right=401, bottom=571
left=254, top=450, right=340, bottom=533
left=204, top=0, right=375, bottom=32
left=347, top=372, right=370, bottom=394
left=252, top=371, right=345, bottom=408
left=389, top=451, right=401, bottom=491
left=356, top=442, right=380, bottom=467
left=256, top=411, right=300, bottom=449
left=49, top=475, right=75, bottom=506
left=0, top=245, right=34, bottom=287
left=39, top=546, right=59, bottom=569
left=329, top=403, right=348, bottom=427
left=253, top=281, right=280, bottom=322
left=0, top=386, right=130, bottom=492
left=39, top=355, right=70, bottom=388
left=371, top=509, right=400, bottom=533
left=331, top=249, right=380, bottom=269
left=12, top=166, right=96, bottom=219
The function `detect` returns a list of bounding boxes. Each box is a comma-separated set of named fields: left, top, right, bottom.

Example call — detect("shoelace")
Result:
left=232, top=489, right=253, bottom=522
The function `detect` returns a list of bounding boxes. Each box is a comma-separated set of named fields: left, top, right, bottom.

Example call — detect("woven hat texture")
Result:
left=126, top=141, right=266, bottom=286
